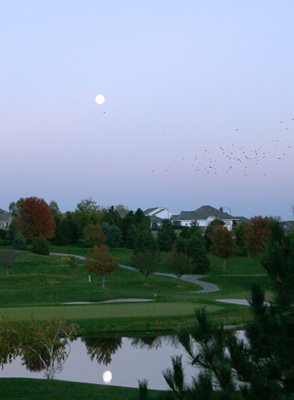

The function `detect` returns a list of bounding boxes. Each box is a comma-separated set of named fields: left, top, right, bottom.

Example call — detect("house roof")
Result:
left=282, top=221, right=294, bottom=232
left=233, top=216, right=249, bottom=223
left=173, top=205, right=236, bottom=221
left=144, top=207, right=160, bottom=215
left=172, top=211, right=198, bottom=221
left=144, top=207, right=175, bottom=217
left=0, top=209, right=12, bottom=222
left=194, top=205, right=234, bottom=219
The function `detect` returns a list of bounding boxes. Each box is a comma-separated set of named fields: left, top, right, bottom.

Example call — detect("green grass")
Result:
left=50, top=245, right=134, bottom=266
left=0, top=251, right=202, bottom=306
left=0, top=247, right=269, bottom=399
left=0, top=302, right=221, bottom=321
left=0, top=378, right=162, bottom=400
left=0, top=247, right=269, bottom=329
left=49, top=244, right=89, bottom=257
left=0, top=378, right=243, bottom=400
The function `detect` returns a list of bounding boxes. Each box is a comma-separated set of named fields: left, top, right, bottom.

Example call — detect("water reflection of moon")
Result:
left=95, top=94, right=105, bottom=104
left=103, top=370, right=112, bottom=383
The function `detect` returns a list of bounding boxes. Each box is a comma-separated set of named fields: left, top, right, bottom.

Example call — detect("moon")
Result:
left=95, top=94, right=105, bottom=104
left=103, top=370, right=112, bottom=383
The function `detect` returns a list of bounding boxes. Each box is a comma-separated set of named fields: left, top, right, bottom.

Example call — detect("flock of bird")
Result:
left=151, top=117, right=293, bottom=178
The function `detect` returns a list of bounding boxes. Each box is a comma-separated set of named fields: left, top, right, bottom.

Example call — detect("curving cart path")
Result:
left=50, top=253, right=219, bottom=294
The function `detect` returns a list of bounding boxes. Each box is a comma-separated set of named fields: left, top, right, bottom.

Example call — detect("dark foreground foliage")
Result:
left=139, top=219, right=294, bottom=400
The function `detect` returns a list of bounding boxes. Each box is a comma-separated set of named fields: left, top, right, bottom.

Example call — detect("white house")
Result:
left=0, top=208, right=13, bottom=230
left=144, top=207, right=175, bottom=229
left=172, top=205, right=240, bottom=231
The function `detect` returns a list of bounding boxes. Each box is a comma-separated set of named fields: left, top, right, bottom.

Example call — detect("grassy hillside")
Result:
left=0, top=246, right=270, bottom=330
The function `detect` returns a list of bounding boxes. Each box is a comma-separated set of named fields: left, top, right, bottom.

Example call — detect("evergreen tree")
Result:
left=49, top=200, right=63, bottom=243
left=32, top=237, right=50, bottom=255
left=134, top=208, right=146, bottom=225
left=102, top=223, right=123, bottom=248
left=121, top=210, right=135, bottom=243
left=179, top=222, right=203, bottom=240
left=175, top=231, right=210, bottom=274
left=157, top=219, right=177, bottom=252
left=100, top=206, right=122, bottom=227
left=125, top=224, right=141, bottom=249
left=185, top=235, right=210, bottom=273
left=134, top=208, right=150, bottom=231
left=12, top=233, right=27, bottom=250
left=156, top=218, right=294, bottom=400
left=134, top=230, right=159, bottom=254
left=235, top=221, right=249, bottom=256
left=58, top=213, right=80, bottom=245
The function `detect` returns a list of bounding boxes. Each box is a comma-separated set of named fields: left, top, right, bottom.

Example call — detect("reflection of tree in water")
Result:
left=129, top=335, right=179, bottom=350
left=82, top=336, right=122, bottom=365
left=0, top=328, right=20, bottom=368
left=0, top=318, right=75, bottom=379
left=21, top=347, right=47, bottom=372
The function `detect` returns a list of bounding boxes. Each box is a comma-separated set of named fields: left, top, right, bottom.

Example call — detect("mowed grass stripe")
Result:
left=0, top=302, right=222, bottom=321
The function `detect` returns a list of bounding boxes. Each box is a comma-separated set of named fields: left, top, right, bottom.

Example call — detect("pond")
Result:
left=1, top=331, right=246, bottom=390
left=1, top=335, right=196, bottom=390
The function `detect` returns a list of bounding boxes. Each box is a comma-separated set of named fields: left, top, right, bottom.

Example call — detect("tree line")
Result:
left=1, top=196, right=292, bottom=284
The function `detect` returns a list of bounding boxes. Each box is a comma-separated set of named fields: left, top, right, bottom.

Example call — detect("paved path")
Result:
left=216, top=299, right=270, bottom=307
left=50, top=253, right=219, bottom=294
left=51, top=253, right=265, bottom=306
left=154, top=273, right=219, bottom=293
left=51, top=253, right=86, bottom=260
left=63, top=299, right=153, bottom=305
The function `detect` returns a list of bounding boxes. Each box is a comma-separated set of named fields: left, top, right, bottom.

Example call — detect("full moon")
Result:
left=103, top=370, right=112, bottom=383
left=95, top=94, right=105, bottom=104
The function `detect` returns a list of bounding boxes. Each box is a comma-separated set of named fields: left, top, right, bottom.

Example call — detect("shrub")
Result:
left=32, top=236, right=50, bottom=255
left=12, top=233, right=27, bottom=250
left=0, top=229, right=7, bottom=240
left=0, top=239, right=12, bottom=247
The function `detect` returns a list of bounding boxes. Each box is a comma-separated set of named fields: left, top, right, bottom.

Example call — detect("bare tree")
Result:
left=0, top=249, right=21, bottom=278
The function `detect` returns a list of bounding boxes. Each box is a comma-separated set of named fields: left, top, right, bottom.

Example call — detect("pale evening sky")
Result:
left=1, top=1, right=294, bottom=220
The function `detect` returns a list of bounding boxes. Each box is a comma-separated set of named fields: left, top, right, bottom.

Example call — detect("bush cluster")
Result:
left=32, top=237, right=50, bottom=255
left=12, top=233, right=27, bottom=250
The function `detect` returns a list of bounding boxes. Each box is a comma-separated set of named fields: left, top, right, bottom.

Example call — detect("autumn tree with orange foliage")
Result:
left=14, top=197, right=55, bottom=242
left=244, top=216, right=271, bottom=258
left=85, top=245, right=119, bottom=288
